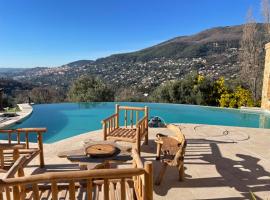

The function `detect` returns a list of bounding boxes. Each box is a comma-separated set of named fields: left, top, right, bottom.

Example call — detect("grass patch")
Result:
left=4, top=106, right=21, bottom=113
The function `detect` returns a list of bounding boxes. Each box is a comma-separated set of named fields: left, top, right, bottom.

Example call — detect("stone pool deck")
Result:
left=8, top=124, right=270, bottom=199
left=0, top=103, right=33, bottom=128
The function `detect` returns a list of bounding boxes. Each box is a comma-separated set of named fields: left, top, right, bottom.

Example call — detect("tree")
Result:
left=262, top=0, right=270, bottom=35
left=239, top=7, right=263, bottom=101
left=150, top=82, right=172, bottom=103
left=150, top=74, right=218, bottom=106
left=68, top=76, right=114, bottom=102
left=114, top=88, right=146, bottom=102
left=29, top=86, right=66, bottom=104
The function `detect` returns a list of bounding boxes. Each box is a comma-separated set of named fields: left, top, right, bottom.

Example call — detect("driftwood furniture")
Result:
left=0, top=149, right=153, bottom=200
left=58, top=140, right=133, bottom=170
left=155, top=124, right=187, bottom=185
left=0, top=128, right=46, bottom=169
left=102, top=104, right=149, bottom=154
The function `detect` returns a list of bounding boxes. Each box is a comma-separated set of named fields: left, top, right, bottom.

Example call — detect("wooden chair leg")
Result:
left=0, top=149, right=4, bottom=168
left=5, top=186, right=11, bottom=200
left=178, top=163, right=184, bottom=181
left=155, top=162, right=168, bottom=185
left=137, top=140, right=141, bottom=156
left=156, top=143, right=162, bottom=160
left=12, top=186, right=20, bottom=200
left=136, top=130, right=141, bottom=155
left=145, top=132, right=148, bottom=145
left=13, top=149, right=20, bottom=162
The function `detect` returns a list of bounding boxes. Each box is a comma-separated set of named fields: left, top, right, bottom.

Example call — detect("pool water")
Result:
left=7, top=102, right=270, bottom=143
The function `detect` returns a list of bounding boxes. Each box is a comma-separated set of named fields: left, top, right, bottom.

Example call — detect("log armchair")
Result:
left=102, top=104, right=149, bottom=154
left=0, top=149, right=153, bottom=200
left=155, top=124, right=187, bottom=185
left=0, top=128, right=46, bottom=169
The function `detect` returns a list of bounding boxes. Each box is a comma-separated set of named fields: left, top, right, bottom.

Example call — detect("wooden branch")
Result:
left=16, top=128, right=47, bottom=133
left=119, top=106, right=145, bottom=111
left=132, top=149, right=143, bottom=168
left=101, top=114, right=118, bottom=124
left=0, top=168, right=145, bottom=187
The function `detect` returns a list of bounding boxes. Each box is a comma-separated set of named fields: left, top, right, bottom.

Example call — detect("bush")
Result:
left=150, top=73, right=218, bottom=106
left=150, top=74, right=255, bottom=108
left=29, top=87, right=66, bottom=104
left=219, top=86, right=254, bottom=108
left=68, top=76, right=114, bottom=102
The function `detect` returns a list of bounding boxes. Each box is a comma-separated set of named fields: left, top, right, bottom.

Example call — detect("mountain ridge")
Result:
left=1, top=23, right=268, bottom=96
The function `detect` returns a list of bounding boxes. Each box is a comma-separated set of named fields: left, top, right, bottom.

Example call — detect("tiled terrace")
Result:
left=4, top=123, right=270, bottom=200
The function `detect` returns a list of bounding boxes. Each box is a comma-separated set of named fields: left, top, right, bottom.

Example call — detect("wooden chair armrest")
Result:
left=16, top=128, right=47, bottom=133
left=156, top=133, right=168, bottom=138
left=0, top=129, right=14, bottom=134
left=155, top=133, right=168, bottom=144
left=0, top=144, right=26, bottom=150
left=155, top=139, right=164, bottom=144
left=102, top=114, right=118, bottom=124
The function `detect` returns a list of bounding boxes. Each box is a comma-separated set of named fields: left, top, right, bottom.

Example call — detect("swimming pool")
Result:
left=7, top=102, right=270, bottom=143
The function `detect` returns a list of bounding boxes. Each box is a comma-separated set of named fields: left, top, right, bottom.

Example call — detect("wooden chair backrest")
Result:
left=0, top=128, right=46, bottom=148
left=166, top=124, right=187, bottom=166
left=0, top=128, right=46, bottom=167
left=115, top=104, right=149, bottom=128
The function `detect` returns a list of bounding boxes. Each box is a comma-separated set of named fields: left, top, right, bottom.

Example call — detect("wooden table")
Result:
left=58, top=141, right=132, bottom=170
left=85, top=144, right=117, bottom=158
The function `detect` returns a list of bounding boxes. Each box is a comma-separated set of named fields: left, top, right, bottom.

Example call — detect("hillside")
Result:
left=0, top=78, right=34, bottom=95
left=1, top=24, right=268, bottom=94
left=96, top=25, right=244, bottom=63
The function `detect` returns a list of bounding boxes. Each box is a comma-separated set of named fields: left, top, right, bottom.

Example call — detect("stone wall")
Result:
left=261, top=43, right=270, bottom=109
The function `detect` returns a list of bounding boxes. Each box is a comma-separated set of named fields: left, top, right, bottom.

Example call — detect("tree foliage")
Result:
left=29, top=87, right=66, bottom=104
left=68, top=76, right=114, bottom=102
left=150, top=74, right=255, bottom=108
left=239, top=7, right=265, bottom=101
left=150, top=73, right=219, bottom=106
left=219, top=86, right=254, bottom=108
left=114, top=88, right=147, bottom=102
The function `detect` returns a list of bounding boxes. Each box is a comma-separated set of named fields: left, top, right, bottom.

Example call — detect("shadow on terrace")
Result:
left=151, top=138, right=270, bottom=200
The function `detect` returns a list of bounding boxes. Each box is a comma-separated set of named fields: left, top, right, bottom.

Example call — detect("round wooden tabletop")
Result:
left=85, top=144, right=117, bottom=158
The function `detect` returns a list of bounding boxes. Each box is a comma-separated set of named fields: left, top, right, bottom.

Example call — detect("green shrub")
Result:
left=68, top=76, right=114, bottom=102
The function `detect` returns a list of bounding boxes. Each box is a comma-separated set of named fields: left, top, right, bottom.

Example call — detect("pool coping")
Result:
left=0, top=103, right=33, bottom=129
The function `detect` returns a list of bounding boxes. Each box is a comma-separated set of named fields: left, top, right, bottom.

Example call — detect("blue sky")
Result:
left=0, top=0, right=264, bottom=68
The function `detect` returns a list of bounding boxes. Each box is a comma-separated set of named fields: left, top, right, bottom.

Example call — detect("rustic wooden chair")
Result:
left=0, top=154, right=41, bottom=200
left=155, top=124, right=187, bottom=185
left=0, top=128, right=46, bottom=169
left=0, top=149, right=153, bottom=200
left=102, top=104, right=149, bottom=154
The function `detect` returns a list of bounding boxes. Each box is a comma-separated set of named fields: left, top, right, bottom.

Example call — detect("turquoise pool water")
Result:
left=7, top=102, right=270, bottom=143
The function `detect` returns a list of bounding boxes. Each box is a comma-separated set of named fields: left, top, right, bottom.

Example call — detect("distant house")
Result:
left=143, top=93, right=149, bottom=97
